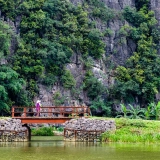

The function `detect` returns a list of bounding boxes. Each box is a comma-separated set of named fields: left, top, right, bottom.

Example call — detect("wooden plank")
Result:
left=13, top=117, right=72, bottom=124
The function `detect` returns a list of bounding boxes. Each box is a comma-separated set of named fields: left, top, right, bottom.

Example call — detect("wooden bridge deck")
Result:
left=12, top=106, right=91, bottom=124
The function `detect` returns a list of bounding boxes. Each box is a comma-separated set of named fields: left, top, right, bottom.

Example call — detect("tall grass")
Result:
left=100, top=118, right=160, bottom=143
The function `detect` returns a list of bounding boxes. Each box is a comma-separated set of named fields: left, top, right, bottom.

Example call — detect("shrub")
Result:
left=31, top=127, right=54, bottom=136
left=90, top=99, right=111, bottom=117
left=61, top=70, right=76, bottom=89
left=83, top=71, right=105, bottom=100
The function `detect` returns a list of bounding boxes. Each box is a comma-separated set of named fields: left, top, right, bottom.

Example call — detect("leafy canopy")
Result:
left=114, top=2, right=160, bottom=105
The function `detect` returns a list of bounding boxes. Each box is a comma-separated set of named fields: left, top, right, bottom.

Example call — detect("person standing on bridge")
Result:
left=36, top=100, right=42, bottom=117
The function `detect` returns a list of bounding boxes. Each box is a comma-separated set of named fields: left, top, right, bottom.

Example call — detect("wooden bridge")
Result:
left=12, top=106, right=91, bottom=141
left=12, top=106, right=91, bottom=124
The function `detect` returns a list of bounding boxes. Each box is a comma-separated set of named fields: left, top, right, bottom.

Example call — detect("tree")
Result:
left=0, top=20, right=12, bottom=58
left=0, top=66, right=25, bottom=114
left=127, top=104, right=145, bottom=119
left=114, top=3, right=160, bottom=105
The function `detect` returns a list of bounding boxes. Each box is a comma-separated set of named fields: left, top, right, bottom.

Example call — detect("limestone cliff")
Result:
left=0, top=0, right=160, bottom=109
left=37, top=0, right=160, bottom=107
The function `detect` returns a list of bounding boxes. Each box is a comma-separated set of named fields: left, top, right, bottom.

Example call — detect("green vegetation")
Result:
left=85, top=0, right=117, bottom=21
left=0, top=20, right=12, bottom=57
left=0, top=20, right=25, bottom=114
left=116, top=102, right=160, bottom=120
left=31, top=126, right=64, bottom=136
left=61, top=70, right=76, bottom=89
left=0, top=0, right=160, bottom=118
left=145, top=102, right=160, bottom=120
left=116, top=104, right=145, bottom=119
left=0, top=66, right=25, bottom=113
left=90, top=99, right=111, bottom=117
left=53, top=91, right=66, bottom=106
left=116, top=104, right=128, bottom=118
left=0, top=0, right=106, bottom=115
left=113, top=0, right=160, bottom=105
left=31, top=127, right=54, bottom=136
left=83, top=71, right=106, bottom=100
left=101, top=118, right=160, bottom=143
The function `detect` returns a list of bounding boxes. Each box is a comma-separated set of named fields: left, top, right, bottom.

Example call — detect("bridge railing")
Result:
left=12, top=106, right=91, bottom=118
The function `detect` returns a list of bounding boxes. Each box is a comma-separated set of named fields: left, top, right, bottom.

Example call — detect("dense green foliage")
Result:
left=83, top=71, right=105, bottom=100
left=116, top=101, right=160, bottom=121
left=0, top=66, right=25, bottom=114
left=113, top=1, right=160, bottom=105
left=31, top=127, right=54, bottom=136
left=61, top=70, right=76, bottom=89
left=116, top=103, right=145, bottom=119
left=0, top=21, right=25, bottom=114
left=85, top=0, right=117, bottom=21
left=0, top=20, right=11, bottom=57
left=0, top=0, right=106, bottom=114
left=1, top=0, right=160, bottom=118
left=90, top=98, right=111, bottom=117
left=31, top=126, right=64, bottom=136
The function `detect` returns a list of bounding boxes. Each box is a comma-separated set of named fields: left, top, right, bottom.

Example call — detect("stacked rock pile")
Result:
left=64, top=118, right=116, bottom=141
left=0, top=118, right=28, bottom=142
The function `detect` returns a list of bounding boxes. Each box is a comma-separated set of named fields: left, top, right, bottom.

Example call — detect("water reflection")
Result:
left=0, top=138, right=99, bottom=148
left=1, top=137, right=160, bottom=150
left=0, top=142, right=29, bottom=147
left=0, top=136, right=160, bottom=160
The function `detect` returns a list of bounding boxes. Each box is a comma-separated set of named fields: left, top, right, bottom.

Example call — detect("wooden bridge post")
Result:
left=59, top=107, right=64, bottom=117
left=76, top=107, right=78, bottom=117
left=23, top=107, right=27, bottom=117
left=12, top=107, right=15, bottom=118
left=48, top=107, right=52, bottom=117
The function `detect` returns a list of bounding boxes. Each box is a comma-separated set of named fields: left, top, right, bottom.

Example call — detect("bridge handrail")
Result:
left=12, top=106, right=91, bottom=118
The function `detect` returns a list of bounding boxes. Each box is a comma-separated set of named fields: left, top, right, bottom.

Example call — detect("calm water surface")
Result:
left=0, top=136, right=160, bottom=160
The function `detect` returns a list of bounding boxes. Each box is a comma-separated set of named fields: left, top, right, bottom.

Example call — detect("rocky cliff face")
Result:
left=151, top=0, right=160, bottom=54
left=151, top=0, right=160, bottom=26
left=1, top=0, right=159, bottom=107
left=34, top=0, right=160, bottom=107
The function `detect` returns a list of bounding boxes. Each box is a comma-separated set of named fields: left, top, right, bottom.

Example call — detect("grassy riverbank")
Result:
left=99, top=118, right=160, bottom=143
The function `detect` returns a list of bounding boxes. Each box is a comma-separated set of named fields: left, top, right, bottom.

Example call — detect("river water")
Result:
left=0, top=136, right=160, bottom=160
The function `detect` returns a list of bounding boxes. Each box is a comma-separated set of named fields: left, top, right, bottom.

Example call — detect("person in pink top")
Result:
left=36, top=100, right=41, bottom=117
